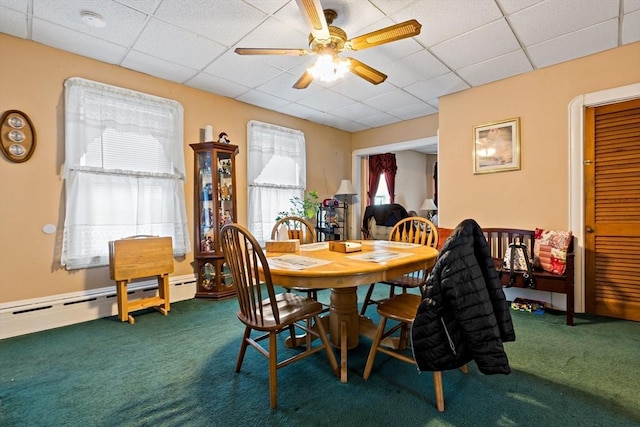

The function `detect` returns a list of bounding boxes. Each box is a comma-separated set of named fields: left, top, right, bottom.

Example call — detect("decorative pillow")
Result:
left=533, top=228, right=572, bottom=275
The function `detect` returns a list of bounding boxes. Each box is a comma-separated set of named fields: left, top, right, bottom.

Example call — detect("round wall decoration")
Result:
left=1, top=110, right=36, bottom=163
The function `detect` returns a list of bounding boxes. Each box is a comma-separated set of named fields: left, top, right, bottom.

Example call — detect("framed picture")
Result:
left=473, top=117, right=520, bottom=174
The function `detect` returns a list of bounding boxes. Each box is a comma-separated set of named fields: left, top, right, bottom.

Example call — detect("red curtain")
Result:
left=368, top=153, right=397, bottom=205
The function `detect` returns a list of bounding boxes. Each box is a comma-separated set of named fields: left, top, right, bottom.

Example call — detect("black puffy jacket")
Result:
left=411, top=219, right=516, bottom=374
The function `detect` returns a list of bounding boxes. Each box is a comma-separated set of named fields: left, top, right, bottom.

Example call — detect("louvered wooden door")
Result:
left=584, top=98, right=640, bottom=322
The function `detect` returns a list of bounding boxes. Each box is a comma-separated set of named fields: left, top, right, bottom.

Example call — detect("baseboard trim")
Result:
left=0, top=274, right=197, bottom=339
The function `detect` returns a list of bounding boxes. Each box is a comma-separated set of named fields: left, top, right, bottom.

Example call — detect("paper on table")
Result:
left=347, top=250, right=412, bottom=263
left=300, top=242, right=329, bottom=251
left=268, top=254, right=331, bottom=270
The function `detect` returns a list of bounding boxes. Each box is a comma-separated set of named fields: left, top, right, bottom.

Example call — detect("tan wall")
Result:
left=0, top=35, right=351, bottom=302
left=393, top=150, right=427, bottom=212
left=1, top=33, right=638, bottom=305
left=351, top=114, right=439, bottom=150
left=438, top=42, right=640, bottom=229
left=351, top=43, right=639, bottom=230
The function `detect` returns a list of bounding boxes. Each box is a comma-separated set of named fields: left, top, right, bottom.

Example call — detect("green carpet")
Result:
left=1, top=286, right=639, bottom=427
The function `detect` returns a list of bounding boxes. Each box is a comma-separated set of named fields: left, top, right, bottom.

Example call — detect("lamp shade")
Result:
left=335, top=179, right=357, bottom=196
left=421, top=198, right=438, bottom=211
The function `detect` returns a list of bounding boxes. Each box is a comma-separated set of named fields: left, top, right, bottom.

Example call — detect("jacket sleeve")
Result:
left=442, top=241, right=513, bottom=375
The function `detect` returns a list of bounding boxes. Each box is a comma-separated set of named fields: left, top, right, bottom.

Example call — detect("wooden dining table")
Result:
left=263, top=240, right=438, bottom=382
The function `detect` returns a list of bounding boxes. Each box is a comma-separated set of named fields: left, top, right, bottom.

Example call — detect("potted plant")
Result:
left=275, top=190, right=320, bottom=239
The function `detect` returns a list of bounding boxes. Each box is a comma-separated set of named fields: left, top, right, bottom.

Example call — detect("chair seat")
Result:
left=377, top=293, right=421, bottom=323
left=238, top=293, right=324, bottom=330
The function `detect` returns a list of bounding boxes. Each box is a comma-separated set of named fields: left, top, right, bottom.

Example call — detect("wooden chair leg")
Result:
left=433, top=371, right=444, bottom=412
left=314, top=315, right=339, bottom=375
left=340, top=320, right=348, bottom=383
left=360, top=283, right=376, bottom=316
left=363, top=316, right=387, bottom=380
left=235, top=327, right=251, bottom=373
left=269, top=332, right=278, bottom=409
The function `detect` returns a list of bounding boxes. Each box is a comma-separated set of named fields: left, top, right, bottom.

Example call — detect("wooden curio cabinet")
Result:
left=190, top=142, right=239, bottom=299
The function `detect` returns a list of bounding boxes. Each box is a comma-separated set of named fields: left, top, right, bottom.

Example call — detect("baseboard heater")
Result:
left=0, top=274, right=198, bottom=339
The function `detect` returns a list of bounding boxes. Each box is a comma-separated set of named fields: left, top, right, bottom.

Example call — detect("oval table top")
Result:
left=264, top=240, right=439, bottom=289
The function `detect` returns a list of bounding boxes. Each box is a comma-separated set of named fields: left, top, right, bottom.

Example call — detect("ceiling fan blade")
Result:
left=234, top=47, right=310, bottom=56
left=347, top=58, right=387, bottom=85
left=346, top=19, right=422, bottom=51
left=293, top=71, right=314, bottom=89
left=295, top=0, right=330, bottom=40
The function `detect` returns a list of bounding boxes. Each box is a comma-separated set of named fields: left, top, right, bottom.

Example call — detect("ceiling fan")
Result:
left=234, top=0, right=422, bottom=89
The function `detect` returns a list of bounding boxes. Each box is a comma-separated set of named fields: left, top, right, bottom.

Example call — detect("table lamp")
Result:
left=421, top=198, right=438, bottom=222
left=334, top=179, right=357, bottom=240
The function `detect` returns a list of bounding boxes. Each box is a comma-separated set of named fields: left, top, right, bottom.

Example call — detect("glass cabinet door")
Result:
left=217, top=150, right=234, bottom=228
left=198, top=150, right=215, bottom=254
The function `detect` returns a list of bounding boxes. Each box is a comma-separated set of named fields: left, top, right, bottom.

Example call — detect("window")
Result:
left=374, top=174, right=390, bottom=204
left=62, top=77, right=190, bottom=270
left=247, top=120, right=306, bottom=245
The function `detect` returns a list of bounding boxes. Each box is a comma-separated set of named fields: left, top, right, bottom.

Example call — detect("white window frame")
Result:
left=62, top=77, right=190, bottom=270
left=247, top=120, right=306, bottom=245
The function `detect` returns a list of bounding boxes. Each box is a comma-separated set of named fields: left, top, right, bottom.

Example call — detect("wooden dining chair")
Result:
left=360, top=217, right=438, bottom=316
left=220, top=223, right=338, bottom=409
left=362, top=293, right=468, bottom=412
left=270, top=216, right=325, bottom=301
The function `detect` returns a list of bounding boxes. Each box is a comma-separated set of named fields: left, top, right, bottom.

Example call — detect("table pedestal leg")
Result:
left=330, top=287, right=359, bottom=383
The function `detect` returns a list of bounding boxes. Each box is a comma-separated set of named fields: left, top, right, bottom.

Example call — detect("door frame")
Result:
left=568, top=83, right=640, bottom=313
left=350, top=136, right=438, bottom=239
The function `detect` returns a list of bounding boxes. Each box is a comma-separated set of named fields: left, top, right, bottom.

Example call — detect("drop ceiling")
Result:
left=1, top=0, right=638, bottom=133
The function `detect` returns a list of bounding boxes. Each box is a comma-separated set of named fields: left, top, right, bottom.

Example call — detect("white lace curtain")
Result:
left=62, top=77, right=190, bottom=269
left=247, top=120, right=306, bottom=244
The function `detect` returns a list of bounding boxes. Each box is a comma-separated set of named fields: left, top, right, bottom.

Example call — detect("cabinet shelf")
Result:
left=316, top=204, right=346, bottom=241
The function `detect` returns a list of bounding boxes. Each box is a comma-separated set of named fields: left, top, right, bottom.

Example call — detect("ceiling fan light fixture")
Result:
left=308, top=54, right=350, bottom=82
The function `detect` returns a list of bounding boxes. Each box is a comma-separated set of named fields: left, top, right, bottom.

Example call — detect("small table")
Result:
left=264, top=240, right=438, bottom=382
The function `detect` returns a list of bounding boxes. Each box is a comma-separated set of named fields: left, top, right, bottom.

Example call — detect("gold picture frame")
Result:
left=473, top=117, right=520, bottom=174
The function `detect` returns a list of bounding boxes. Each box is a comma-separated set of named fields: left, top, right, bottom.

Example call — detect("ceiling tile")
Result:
left=255, top=72, right=323, bottom=101
left=0, top=6, right=28, bottom=38
left=277, top=102, right=323, bottom=120
left=432, top=19, right=521, bottom=70
left=362, top=89, right=423, bottom=111
left=203, top=49, right=284, bottom=88
left=239, top=0, right=289, bottom=15
left=382, top=50, right=450, bottom=88
left=1, top=0, right=28, bottom=14
left=625, top=0, right=640, bottom=13
left=405, top=73, right=470, bottom=102
left=121, top=50, right=198, bottom=83
left=388, top=102, right=438, bottom=120
left=528, top=18, right=619, bottom=69
left=297, top=88, right=356, bottom=112
left=186, top=73, right=250, bottom=98
left=355, top=112, right=403, bottom=128
left=33, top=0, right=148, bottom=47
left=32, top=18, right=127, bottom=65
left=236, top=90, right=290, bottom=110
left=622, top=10, right=640, bottom=44
left=330, top=75, right=395, bottom=102
left=497, top=0, right=544, bottom=15
left=154, top=0, right=267, bottom=47
left=331, top=102, right=383, bottom=122
left=395, top=0, right=503, bottom=47
left=510, top=0, right=619, bottom=46
left=456, top=49, right=533, bottom=86
left=115, top=0, right=163, bottom=14
left=133, top=19, right=226, bottom=70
